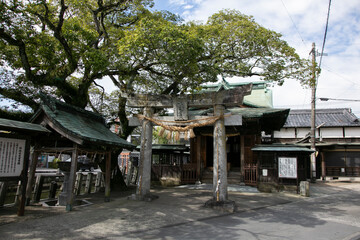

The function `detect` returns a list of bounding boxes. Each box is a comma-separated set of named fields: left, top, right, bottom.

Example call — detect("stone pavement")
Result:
left=0, top=181, right=358, bottom=239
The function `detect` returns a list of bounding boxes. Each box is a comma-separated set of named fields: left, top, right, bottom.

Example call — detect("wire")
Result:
left=280, top=0, right=307, bottom=48
left=319, top=97, right=360, bottom=102
left=319, top=0, right=332, bottom=68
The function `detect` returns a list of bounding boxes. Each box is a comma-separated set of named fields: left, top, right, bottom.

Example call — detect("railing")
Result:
left=181, top=163, right=197, bottom=184
left=0, top=171, right=104, bottom=207
left=244, top=164, right=257, bottom=186
left=326, top=167, right=360, bottom=177
left=150, top=163, right=197, bottom=185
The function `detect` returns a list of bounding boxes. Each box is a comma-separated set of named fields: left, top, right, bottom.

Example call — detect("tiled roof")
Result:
left=283, top=108, right=360, bottom=128
left=31, top=95, right=135, bottom=149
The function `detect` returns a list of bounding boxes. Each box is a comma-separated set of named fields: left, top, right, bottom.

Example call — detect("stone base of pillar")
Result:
left=204, top=199, right=236, bottom=213
left=128, top=193, right=159, bottom=202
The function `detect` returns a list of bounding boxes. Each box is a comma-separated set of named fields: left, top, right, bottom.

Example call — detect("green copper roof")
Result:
left=252, top=144, right=314, bottom=153
left=31, top=95, right=135, bottom=149
left=201, top=78, right=273, bottom=108
left=137, top=144, right=189, bottom=152
left=0, top=118, right=50, bottom=134
left=186, top=107, right=289, bottom=131
left=227, top=107, right=289, bottom=119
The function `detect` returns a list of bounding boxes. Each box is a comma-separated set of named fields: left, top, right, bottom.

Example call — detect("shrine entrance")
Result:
left=204, top=135, right=241, bottom=169
left=123, top=84, right=252, bottom=204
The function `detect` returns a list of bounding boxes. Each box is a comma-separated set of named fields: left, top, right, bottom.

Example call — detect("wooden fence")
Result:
left=0, top=171, right=104, bottom=207
left=326, top=167, right=360, bottom=177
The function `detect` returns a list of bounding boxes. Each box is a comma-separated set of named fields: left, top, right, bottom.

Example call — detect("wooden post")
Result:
left=66, top=144, right=78, bottom=211
left=95, top=172, right=102, bottom=192
left=136, top=107, right=153, bottom=199
left=14, top=180, right=22, bottom=206
left=125, top=159, right=133, bottom=186
left=105, top=151, right=111, bottom=202
left=213, top=104, right=228, bottom=202
left=25, top=150, right=39, bottom=205
left=74, top=172, right=83, bottom=195
left=33, top=175, right=44, bottom=203
left=321, top=152, right=326, bottom=180
left=132, top=166, right=138, bottom=184
left=196, top=136, right=201, bottom=182
left=85, top=173, right=93, bottom=194
left=240, top=135, right=245, bottom=183
left=310, top=42, right=317, bottom=181
left=0, top=181, right=9, bottom=207
left=48, top=180, right=58, bottom=199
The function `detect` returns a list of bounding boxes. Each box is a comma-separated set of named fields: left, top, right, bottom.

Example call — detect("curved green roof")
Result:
left=252, top=144, right=314, bottom=153
left=31, top=95, right=135, bottom=149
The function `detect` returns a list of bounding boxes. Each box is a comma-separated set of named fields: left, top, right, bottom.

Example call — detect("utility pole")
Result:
left=310, top=42, right=317, bottom=182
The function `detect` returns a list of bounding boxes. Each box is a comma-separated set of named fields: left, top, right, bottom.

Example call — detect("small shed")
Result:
left=252, top=144, right=314, bottom=192
left=27, top=94, right=135, bottom=210
left=0, top=118, right=51, bottom=216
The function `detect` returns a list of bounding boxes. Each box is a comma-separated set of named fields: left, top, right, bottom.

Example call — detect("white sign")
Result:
left=0, top=137, right=26, bottom=177
left=262, top=169, right=268, bottom=177
left=278, top=157, right=297, bottom=179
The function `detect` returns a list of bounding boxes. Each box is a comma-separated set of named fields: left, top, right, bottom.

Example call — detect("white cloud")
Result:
left=169, top=0, right=186, bottom=6
left=176, top=0, right=360, bottom=116
left=183, top=4, right=194, bottom=10
left=153, top=0, right=360, bottom=116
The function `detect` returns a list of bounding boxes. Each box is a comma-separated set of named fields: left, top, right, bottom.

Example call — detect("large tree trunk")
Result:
left=117, top=96, right=135, bottom=140
left=98, top=149, right=128, bottom=191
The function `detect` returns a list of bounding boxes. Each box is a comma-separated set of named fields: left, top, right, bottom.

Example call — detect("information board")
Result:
left=0, top=137, right=26, bottom=177
left=278, top=157, right=297, bottom=179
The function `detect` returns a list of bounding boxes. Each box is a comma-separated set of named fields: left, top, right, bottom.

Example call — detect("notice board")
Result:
left=0, top=137, right=26, bottom=178
left=278, top=157, right=297, bottom=179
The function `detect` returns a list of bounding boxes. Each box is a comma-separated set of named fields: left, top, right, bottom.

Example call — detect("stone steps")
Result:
left=201, top=169, right=242, bottom=184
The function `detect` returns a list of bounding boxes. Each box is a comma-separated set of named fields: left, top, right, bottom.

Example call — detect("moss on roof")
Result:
left=0, top=118, right=50, bottom=134
left=31, top=95, right=134, bottom=149
left=252, top=144, right=314, bottom=153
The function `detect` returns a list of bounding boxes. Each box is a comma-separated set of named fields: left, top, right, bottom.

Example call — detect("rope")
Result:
left=137, top=114, right=230, bottom=139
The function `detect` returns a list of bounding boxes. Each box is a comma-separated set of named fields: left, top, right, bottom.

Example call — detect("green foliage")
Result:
left=1, top=3, right=310, bottom=137
left=0, top=0, right=153, bottom=120
left=116, top=9, right=310, bottom=98
left=152, top=127, right=170, bottom=144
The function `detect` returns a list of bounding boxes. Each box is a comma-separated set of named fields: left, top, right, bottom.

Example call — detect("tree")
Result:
left=0, top=0, right=154, bottom=191
left=1, top=4, right=310, bottom=139
left=115, top=9, right=310, bottom=96
left=0, top=0, right=153, bottom=117
left=107, top=9, right=310, bottom=139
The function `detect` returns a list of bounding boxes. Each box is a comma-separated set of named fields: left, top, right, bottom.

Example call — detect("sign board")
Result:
left=0, top=137, right=26, bottom=178
left=278, top=157, right=297, bottom=179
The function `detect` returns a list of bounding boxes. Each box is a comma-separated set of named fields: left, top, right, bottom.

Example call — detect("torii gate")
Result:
left=124, top=84, right=252, bottom=203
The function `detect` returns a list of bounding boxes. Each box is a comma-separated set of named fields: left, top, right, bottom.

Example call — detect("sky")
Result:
left=152, top=0, right=360, bottom=116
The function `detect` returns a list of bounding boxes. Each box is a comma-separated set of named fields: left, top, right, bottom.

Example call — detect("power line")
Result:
left=319, top=0, right=332, bottom=68
left=319, top=97, right=360, bottom=102
left=280, top=0, right=307, bottom=48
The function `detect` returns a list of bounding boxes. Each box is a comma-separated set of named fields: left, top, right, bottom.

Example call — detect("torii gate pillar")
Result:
left=129, top=107, right=158, bottom=201
left=137, top=107, right=153, bottom=198
left=213, top=104, right=228, bottom=202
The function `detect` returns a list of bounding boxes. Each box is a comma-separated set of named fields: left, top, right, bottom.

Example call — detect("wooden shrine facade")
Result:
left=124, top=82, right=292, bottom=203
left=125, top=85, right=252, bottom=203
left=27, top=95, right=134, bottom=211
